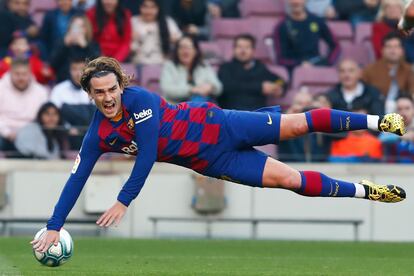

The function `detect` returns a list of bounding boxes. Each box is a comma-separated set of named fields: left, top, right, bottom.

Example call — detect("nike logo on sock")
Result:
left=267, top=114, right=272, bottom=125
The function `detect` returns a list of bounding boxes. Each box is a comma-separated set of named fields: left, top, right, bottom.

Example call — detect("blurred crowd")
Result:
left=1, top=0, right=414, bottom=164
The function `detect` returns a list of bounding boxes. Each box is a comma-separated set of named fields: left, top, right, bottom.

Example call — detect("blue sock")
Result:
left=298, top=171, right=357, bottom=197
left=305, top=108, right=368, bottom=133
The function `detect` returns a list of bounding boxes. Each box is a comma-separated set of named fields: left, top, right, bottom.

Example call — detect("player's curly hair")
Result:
left=80, top=56, right=131, bottom=93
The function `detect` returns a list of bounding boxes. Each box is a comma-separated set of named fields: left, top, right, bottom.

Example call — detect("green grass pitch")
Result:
left=1, top=238, right=414, bottom=275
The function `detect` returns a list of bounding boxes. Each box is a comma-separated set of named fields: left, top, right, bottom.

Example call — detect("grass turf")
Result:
left=0, top=238, right=414, bottom=275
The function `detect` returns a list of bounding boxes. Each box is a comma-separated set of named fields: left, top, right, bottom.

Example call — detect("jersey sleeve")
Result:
left=47, top=123, right=102, bottom=231
left=116, top=90, right=160, bottom=206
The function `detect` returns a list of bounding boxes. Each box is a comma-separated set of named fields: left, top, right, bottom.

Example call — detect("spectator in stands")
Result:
left=326, top=58, right=384, bottom=115
left=362, top=32, right=414, bottom=113
left=218, top=34, right=285, bottom=111
left=40, top=0, right=79, bottom=61
left=50, top=57, right=91, bottom=109
left=0, top=31, right=54, bottom=84
left=372, top=0, right=414, bottom=62
left=334, top=0, right=380, bottom=27
left=73, top=0, right=95, bottom=10
left=160, top=35, right=222, bottom=103
left=7, top=0, right=39, bottom=40
left=123, top=0, right=142, bottom=15
left=87, top=0, right=132, bottom=62
left=306, top=0, right=336, bottom=19
left=329, top=107, right=383, bottom=162
left=50, top=14, right=100, bottom=82
left=50, top=56, right=94, bottom=149
left=0, top=9, right=17, bottom=57
left=130, top=0, right=182, bottom=65
left=171, top=0, right=210, bottom=40
left=15, top=102, right=67, bottom=159
left=273, top=0, right=340, bottom=71
left=313, top=93, right=332, bottom=109
left=278, top=90, right=332, bottom=162
left=0, top=58, right=48, bottom=155
left=380, top=95, right=414, bottom=163
left=208, top=0, right=240, bottom=18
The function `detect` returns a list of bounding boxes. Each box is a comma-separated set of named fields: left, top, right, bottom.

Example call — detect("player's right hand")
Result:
left=30, top=230, right=60, bottom=253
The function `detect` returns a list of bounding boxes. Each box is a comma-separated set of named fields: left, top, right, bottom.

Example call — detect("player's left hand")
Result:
left=96, top=201, right=127, bottom=227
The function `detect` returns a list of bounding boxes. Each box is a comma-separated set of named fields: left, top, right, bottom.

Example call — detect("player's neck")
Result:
left=111, top=110, right=123, bottom=122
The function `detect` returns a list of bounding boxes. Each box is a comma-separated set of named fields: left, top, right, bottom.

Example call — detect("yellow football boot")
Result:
left=360, top=180, right=406, bottom=203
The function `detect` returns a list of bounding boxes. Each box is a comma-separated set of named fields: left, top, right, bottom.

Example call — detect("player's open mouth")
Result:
left=103, top=102, right=115, bottom=113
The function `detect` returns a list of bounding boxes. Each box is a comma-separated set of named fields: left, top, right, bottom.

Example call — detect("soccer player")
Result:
left=32, top=57, right=406, bottom=252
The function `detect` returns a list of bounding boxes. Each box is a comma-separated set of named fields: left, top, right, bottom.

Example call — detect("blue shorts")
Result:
left=204, top=106, right=282, bottom=187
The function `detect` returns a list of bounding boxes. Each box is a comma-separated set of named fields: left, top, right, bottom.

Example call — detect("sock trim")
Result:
left=305, top=111, right=314, bottom=132
left=354, top=183, right=366, bottom=198
left=367, top=115, right=380, bottom=131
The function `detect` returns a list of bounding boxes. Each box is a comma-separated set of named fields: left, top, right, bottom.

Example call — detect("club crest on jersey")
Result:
left=134, top=109, right=153, bottom=124
left=127, top=118, right=135, bottom=130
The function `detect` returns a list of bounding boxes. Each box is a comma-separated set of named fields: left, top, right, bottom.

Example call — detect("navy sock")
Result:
left=305, top=108, right=368, bottom=133
left=297, top=171, right=357, bottom=197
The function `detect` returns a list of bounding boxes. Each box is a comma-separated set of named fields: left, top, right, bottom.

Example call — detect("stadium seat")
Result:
left=327, top=21, right=354, bottom=46
left=267, top=65, right=289, bottom=83
left=291, top=66, right=338, bottom=94
left=211, top=19, right=252, bottom=40
left=140, top=64, right=162, bottom=94
left=340, top=43, right=375, bottom=66
left=200, top=41, right=227, bottom=65
left=271, top=88, right=297, bottom=109
left=355, top=22, right=373, bottom=44
left=30, top=0, right=57, bottom=13
left=239, top=0, right=285, bottom=19
left=120, top=63, right=139, bottom=84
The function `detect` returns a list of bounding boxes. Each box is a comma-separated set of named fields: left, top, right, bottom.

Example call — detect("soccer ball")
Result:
left=32, top=228, right=74, bottom=267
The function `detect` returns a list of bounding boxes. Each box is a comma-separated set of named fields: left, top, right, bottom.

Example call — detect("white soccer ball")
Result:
left=33, top=227, right=74, bottom=267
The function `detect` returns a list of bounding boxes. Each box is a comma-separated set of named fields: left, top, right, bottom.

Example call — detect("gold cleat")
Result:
left=360, top=180, right=406, bottom=203
left=379, top=113, right=406, bottom=136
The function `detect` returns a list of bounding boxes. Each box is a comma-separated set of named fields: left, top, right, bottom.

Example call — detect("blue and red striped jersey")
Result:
left=47, top=86, right=224, bottom=230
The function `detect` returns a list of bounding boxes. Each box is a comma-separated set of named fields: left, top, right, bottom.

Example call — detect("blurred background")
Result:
left=0, top=0, right=413, bottom=241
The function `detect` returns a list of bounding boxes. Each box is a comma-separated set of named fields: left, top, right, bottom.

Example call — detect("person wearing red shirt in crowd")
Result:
left=86, top=0, right=132, bottom=62
left=0, top=32, right=54, bottom=84
left=373, top=0, right=403, bottom=59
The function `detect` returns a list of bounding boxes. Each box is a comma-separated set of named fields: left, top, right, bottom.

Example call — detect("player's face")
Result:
left=102, top=0, right=119, bottom=14
left=41, top=106, right=60, bottom=129
left=140, top=0, right=159, bottom=22
left=10, top=65, right=31, bottom=92
left=234, top=39, right=254, bottom=63
left=89, top=73, right=123, bottom=119
left=338, top=60, right=361, bottom=89
left=382, top=39, right=404, bottom=63
left=397, top=98, right=414, bottom=125
left=70, top=61, right=85, bottom=85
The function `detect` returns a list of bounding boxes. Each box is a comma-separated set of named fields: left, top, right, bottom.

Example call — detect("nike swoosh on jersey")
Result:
left=109, top=137, right=118, bottom=146
left=267, top=114, right=272, bottom=125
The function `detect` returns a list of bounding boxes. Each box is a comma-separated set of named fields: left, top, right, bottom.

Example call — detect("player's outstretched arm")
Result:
left=96, top=201, right=127, bottom=227
left=399, top=0, right=414, bottom=35
left=30, top=230, right=59, bottom=253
